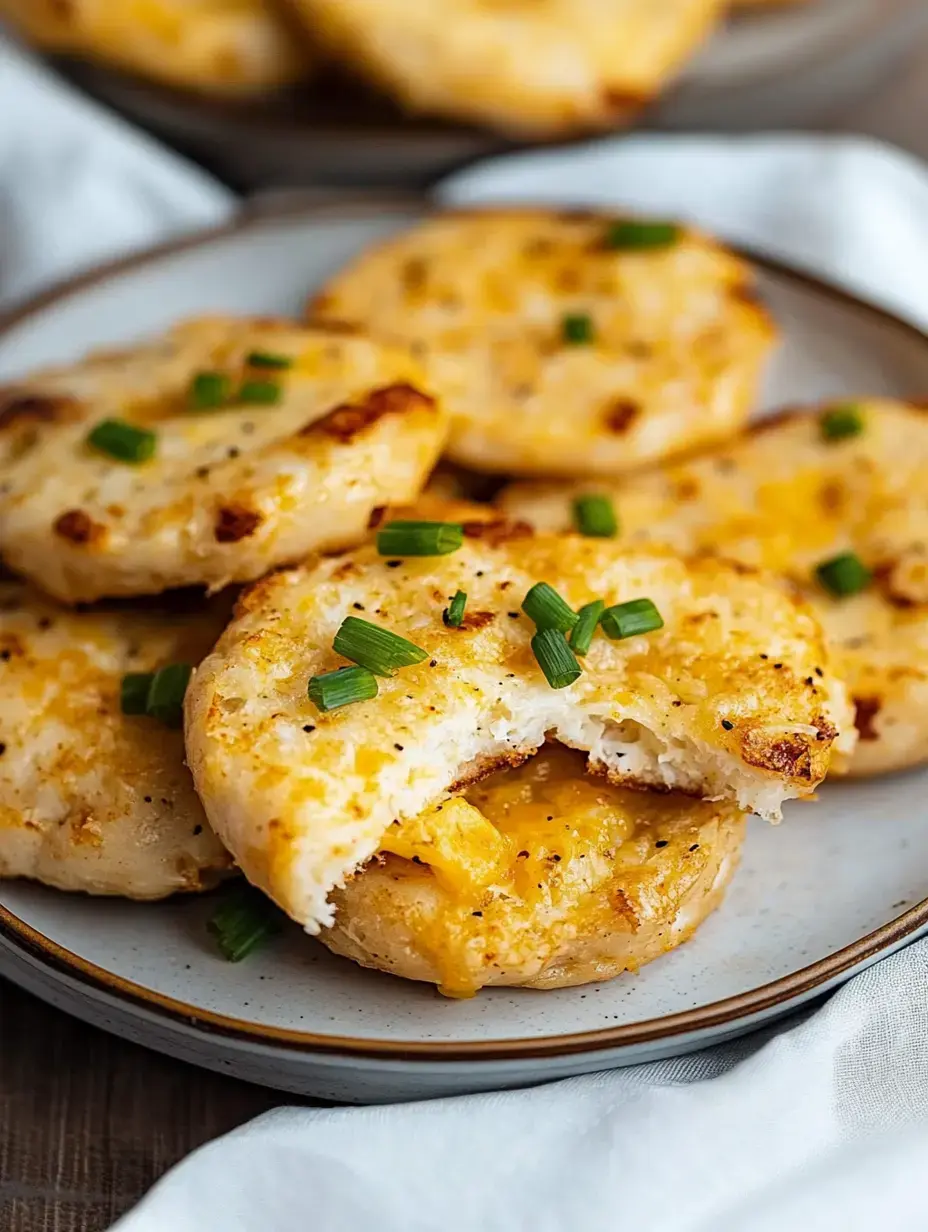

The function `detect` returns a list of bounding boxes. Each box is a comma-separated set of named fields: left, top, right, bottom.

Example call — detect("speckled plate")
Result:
left=0, top=200, right=927, bottom=1104
left=51, top=0, right=928, bottom=190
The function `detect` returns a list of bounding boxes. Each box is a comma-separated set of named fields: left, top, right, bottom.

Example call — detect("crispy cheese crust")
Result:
left=323, top=745, right=745, bottom=994
left=185, top=528, right=851, bottom=931
left=0, top=0, right=312, bottom=94
left=310, top=210, right=776, bottom=478
left=502, top=399, right=928, bottom=776
left=0, top=584, right=231, bottom=898
left=292, top=0, right=725, bottom=135
left=0, top=317, right=447, bottom=603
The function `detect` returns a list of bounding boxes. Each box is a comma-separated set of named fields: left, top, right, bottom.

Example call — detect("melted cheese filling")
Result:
left=376, top=744, right=723, bottom=995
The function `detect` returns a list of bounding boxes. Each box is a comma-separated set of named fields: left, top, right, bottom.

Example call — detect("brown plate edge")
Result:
left=0, top=193, right=926, bottom=1064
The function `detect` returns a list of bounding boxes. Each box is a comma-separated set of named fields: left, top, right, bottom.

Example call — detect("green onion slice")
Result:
left=443, top=590, right=467, bottom=628
left=376, top=520, right=464, bottom=557
left=572, top=494, right=618, bottom=538
left=601, top=597, right=664, bottom=641
left=238, top=379, right=281, bottom=406
left=604, top=219, right=681, bottom=251
left=522, top=582, right=579, bottom=633
left=308, top=665, right=379, bottom=712
left=246, top=351, right=293, bottom=370
left=815, top=551, right=872, bottom=598
left=145, top=663, right=193, bottom=728
left=820, top=404, right=864, bottom=442
left=333, top=616, right=428, bottom=677
left=120, top=672, right=153, bottom=716
left=87, top=419, right=156, bottom=464
left=189, top=371, right=231, bottom=410
left=532, top=628, right=582, bottom=690
left=570, top=599, right=605, bottom=656
left=208, top=884, right=282, bottom=962
left=562, top=313, right=595, bottom=345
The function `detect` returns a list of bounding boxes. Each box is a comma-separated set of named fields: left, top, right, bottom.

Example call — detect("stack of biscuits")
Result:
left=1, top=206, right=922, bottom=998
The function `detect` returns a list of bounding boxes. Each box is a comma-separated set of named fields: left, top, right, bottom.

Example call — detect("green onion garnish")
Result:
left=562, top=313, right=595, bottom=345
left=87, top=419, right=156, bottom=464
left=522, top=582, right=580, bottom=633
left=570, top=599, right=605, bottom=656
left=376, top=520, right=464, bottom=557
left=820, top=404, right=864, bottom=442
left=246, top=351, right=293, bottom=370
left=208, top=884, right=282, bottom=962
left=189, top=371, right=231, bottom=410
left=308, top=665, right=379, bottom=712
left=145, top=663, right=193, bottom=728
left=815, top=551, right=872, bottom=598
left=120, top=672, right=153, bottom=716
left=572, top=494, right=618, bottom=538
left=443, top=590, right=467, bottom=628
left=604, top=219, right=681, bottom=251
left=601, top=598, right=664, bottom=640
left=333, top=616, right=428, bottom=677
left=532, top=628, right=582, bottom=690
left=238, top=379, right=281, bottom=406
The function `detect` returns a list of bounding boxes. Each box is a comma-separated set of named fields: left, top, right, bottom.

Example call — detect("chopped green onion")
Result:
left=238, top=379, right=281, bottom=406
left=815, top=551, right=872, bottom=598
left=562, top=313, right=595, bottom=345
left=820, top=404, right=864, bottom=442
left=145, top=663, right=193, bottom=728
left=601, top=597, right=664, bottom=640
left=522, top=582, right=580, bottom=633
left=443, top=590, right=467, bottom=628
left=246, top=351, right=293, bottom=370
left=120, top=672, right=153, bottom=716
left=532, top=628, right=582, bottom=690
left=603, top=219, right=681, bottom=251
left=87, top=419, right=156, bottom=464
left=572, top=494, right=618, bottom=538
left=308, top=665, right=378, bottom=712
left=570, top=599, right=605, bottom=656
left=208, top=884, right=282, bottom=962
left=189, top=371, right=231, bottom=410
left=333, top=616, right=428, bottom=677
left=376, top=520, right=464, bottom=557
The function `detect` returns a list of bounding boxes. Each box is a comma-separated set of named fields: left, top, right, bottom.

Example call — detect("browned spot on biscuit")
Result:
left=53, top=509, right=104, bottom=546
left=0, top=632, right=24, bottom=659
left=460, top=610, right=495, bottom=631
left=604, top=399, right=640, bottom=434
left=0, top=392, right=80, bottom=430
left=741, top=732, right=814, bottom=781
left=331, top=560, right=359, bottom=582
left=215, top=504, right=263, bottom=544
left=748, top=407, right=808, bottom=436
left=461, top=518, right=533, bottom=546
left=671, top=477, right=701, bottom=502
left=401, top=258, right=429, bottom=291
left=730, top=282, right=765, bottom=308
left=853, top=696, right=882, bottom=742
left=367, top=506, right=387, bottom=530
left=818, top=480, right=846, bottom=515
left=308, top=384, right=435, bottom=443
left=600, top=88, right=649, bottom=114
left=306, top=316, right=361, bottom=337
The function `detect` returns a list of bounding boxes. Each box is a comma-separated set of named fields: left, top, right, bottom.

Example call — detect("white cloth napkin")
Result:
left=2, top=32, right=928, bottom=1232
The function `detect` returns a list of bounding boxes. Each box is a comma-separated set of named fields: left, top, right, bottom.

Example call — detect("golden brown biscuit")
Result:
left=310, top=210, right=776, bottom=479
left=0, top=0, right=312, bottom=94
left=502, top=400, right=928, bottom=776
left=0, top=317, right=447, bottom=603
left=185, top=529, right=852, bottom=932
left=293, top=0, right=725, bottom=135
left=323, top=744, right=745, bottom=995
left=0, top=583, right=231, bottom=898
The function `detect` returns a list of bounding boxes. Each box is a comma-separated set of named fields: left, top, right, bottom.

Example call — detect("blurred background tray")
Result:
left=50, top=0, right=928, bottom=192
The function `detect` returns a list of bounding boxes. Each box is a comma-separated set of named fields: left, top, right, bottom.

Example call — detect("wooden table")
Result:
left=0, top=980, right=287, bottom=1231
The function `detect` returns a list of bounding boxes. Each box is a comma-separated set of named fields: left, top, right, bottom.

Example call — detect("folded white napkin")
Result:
left=2, top=32, right=928, bottom=1232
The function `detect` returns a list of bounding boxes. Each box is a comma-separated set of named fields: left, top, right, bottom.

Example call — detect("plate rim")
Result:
left=1, top=194, right=927, bottom=1065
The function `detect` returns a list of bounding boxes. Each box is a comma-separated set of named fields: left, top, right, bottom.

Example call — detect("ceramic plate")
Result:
left=53, top=0, right=927, bottom=190
left=1, top=200, right=927, bottom=1104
